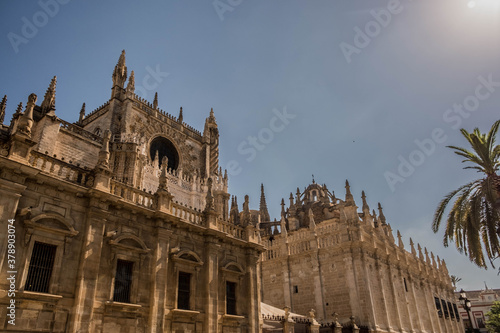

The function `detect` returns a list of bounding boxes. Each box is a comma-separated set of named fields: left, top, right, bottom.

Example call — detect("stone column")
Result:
left=247, top=249, right=260, bottom=333
left=68, top=202, right=107, bottom=333
left=204, top=241, right=220, bottom=333
left=148, top=222, right=172, bottom=333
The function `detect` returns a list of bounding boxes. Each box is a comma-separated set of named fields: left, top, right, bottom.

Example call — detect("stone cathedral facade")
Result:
left=0, top=51, right=263, bottom=333
left=0, top=51, right=462, bottom=333
left=254, top=181, right=463, bottom=333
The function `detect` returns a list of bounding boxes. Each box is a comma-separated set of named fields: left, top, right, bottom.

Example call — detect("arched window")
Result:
left=149, top=136, right=179, bottom=170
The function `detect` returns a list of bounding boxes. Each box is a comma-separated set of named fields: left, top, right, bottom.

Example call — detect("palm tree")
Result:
left=432, top=120, right=500, bottom=268
left=450, top=275, right=462, bottom=290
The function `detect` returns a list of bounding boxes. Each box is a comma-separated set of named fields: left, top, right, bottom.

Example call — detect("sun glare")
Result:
left=467, top=0, right=500, bottom=9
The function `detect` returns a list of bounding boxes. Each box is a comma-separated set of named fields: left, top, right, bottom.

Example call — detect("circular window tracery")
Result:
left=149, top=136, right=179, bottom=171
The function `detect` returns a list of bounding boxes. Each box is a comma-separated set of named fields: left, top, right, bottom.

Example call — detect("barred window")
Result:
left=113, top=260, right=133, bottom=303
left=441, top=299, right=449, bottom=318
left=453, top=303, right=460, bottom=321
left=447, top=301, right=455, bottom=319
left=226, top=281, right=237, bottom=315
left=25, top=242, right=57, bottom=293
left=177, top=272, right=191, bottom=310
left=434, top=297, right=443, bottom=317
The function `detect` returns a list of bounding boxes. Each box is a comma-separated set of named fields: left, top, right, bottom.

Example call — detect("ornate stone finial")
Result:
left=312, top=174, right=315, bottom=184
left=377, top=203, right=386, bottom=225
left=417, top=243, right=423, bottom=259
left=78, top=103, right=86, bottom=124
left=153, top=92, right=158, bottom=109
left=397, top=230, right=404, bottom=248
left=259, top=183, right=270, bottom=222
left=431, top=252, right=437, bottom=268
left=17, top=93, right=37, bottom=136
left=178, top=106, right=183, bottom=123
left=112, top=50, right=127, bottom=89
left=158, top=156, right=169, bottom=190
left=209, top=107, right=216, bottom=122
left=372, top=209, right=378, bottom=227
left=424, top=247, right=430, bottom=263
left=409, top=237, right=416, bottom=255
left=41, top=76, right=57, bottom=115
left=308, top=208, right=316, bottom=231
left=0, top=95, right=6, bottom=124
left=281, top=198, right=286, bottom=216
left=126, top=70, right=135, bottom=94
left=223, top=169, right=227, bottom=180
left=97, top=130, right=111, bottom=168
left=9, top=102, right=23, bottom=130
left=345, top=179, right=354, bottom=205
left=350, top=316, right=359, bottom=329
left=361, top=190, right=369, bottom=212
left=289, top=192, right=294, bottom=208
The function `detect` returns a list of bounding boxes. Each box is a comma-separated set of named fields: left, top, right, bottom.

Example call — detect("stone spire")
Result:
left=361, top=190, right=370, bottom=212
left=372, top=209, right=378, bottom=227
left=178, top=106, right=183, bottom=123
left=281, top=198, right=286, bottom=217
left=410, top=238, right=416, bottom=256
left=41, top=76, right=57, bottom=116
left=424, top=247, right=430, bottom=263
left=417, top=243, right=423, bottom=260
left=203, top=108, right=219, bottom=177
left=259, top=184, right=271, bottom=222
left=397, top=230, right=404, bottom=248
left=126, top=70, right=135, bottom=94
left=9, top=102, right=23, bottom=131
left=78, top=103, right=86, bottom=124
left=112, top=50, right=127, bottom=92
left=229, top=195, right=239, bottom=225
left=345, top=180, right=354, bottom=205
left=431, top=252, right=437, bottom=268
left=289, top=192, right=294, bottom=208
left=208, top=107, right=216, bottom=123
left=153, top=92, right=158, bottom=109
left=0, top=95, right=6, bottom=124
left=378, top=203, right=387, bottom=225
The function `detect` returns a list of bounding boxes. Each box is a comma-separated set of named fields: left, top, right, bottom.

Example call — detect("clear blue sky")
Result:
left=1, top=0, right=499, bottom=290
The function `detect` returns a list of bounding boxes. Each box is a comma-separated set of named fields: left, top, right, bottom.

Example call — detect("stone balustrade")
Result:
left=29, top=151, right=91, bottom=187
left=217, top=220, right=246, bottom=240
left=110, top=180, right=155, bottom=208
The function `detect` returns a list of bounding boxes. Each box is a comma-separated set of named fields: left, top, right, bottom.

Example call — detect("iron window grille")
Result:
left=24, top=241, right=57, bottom=293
